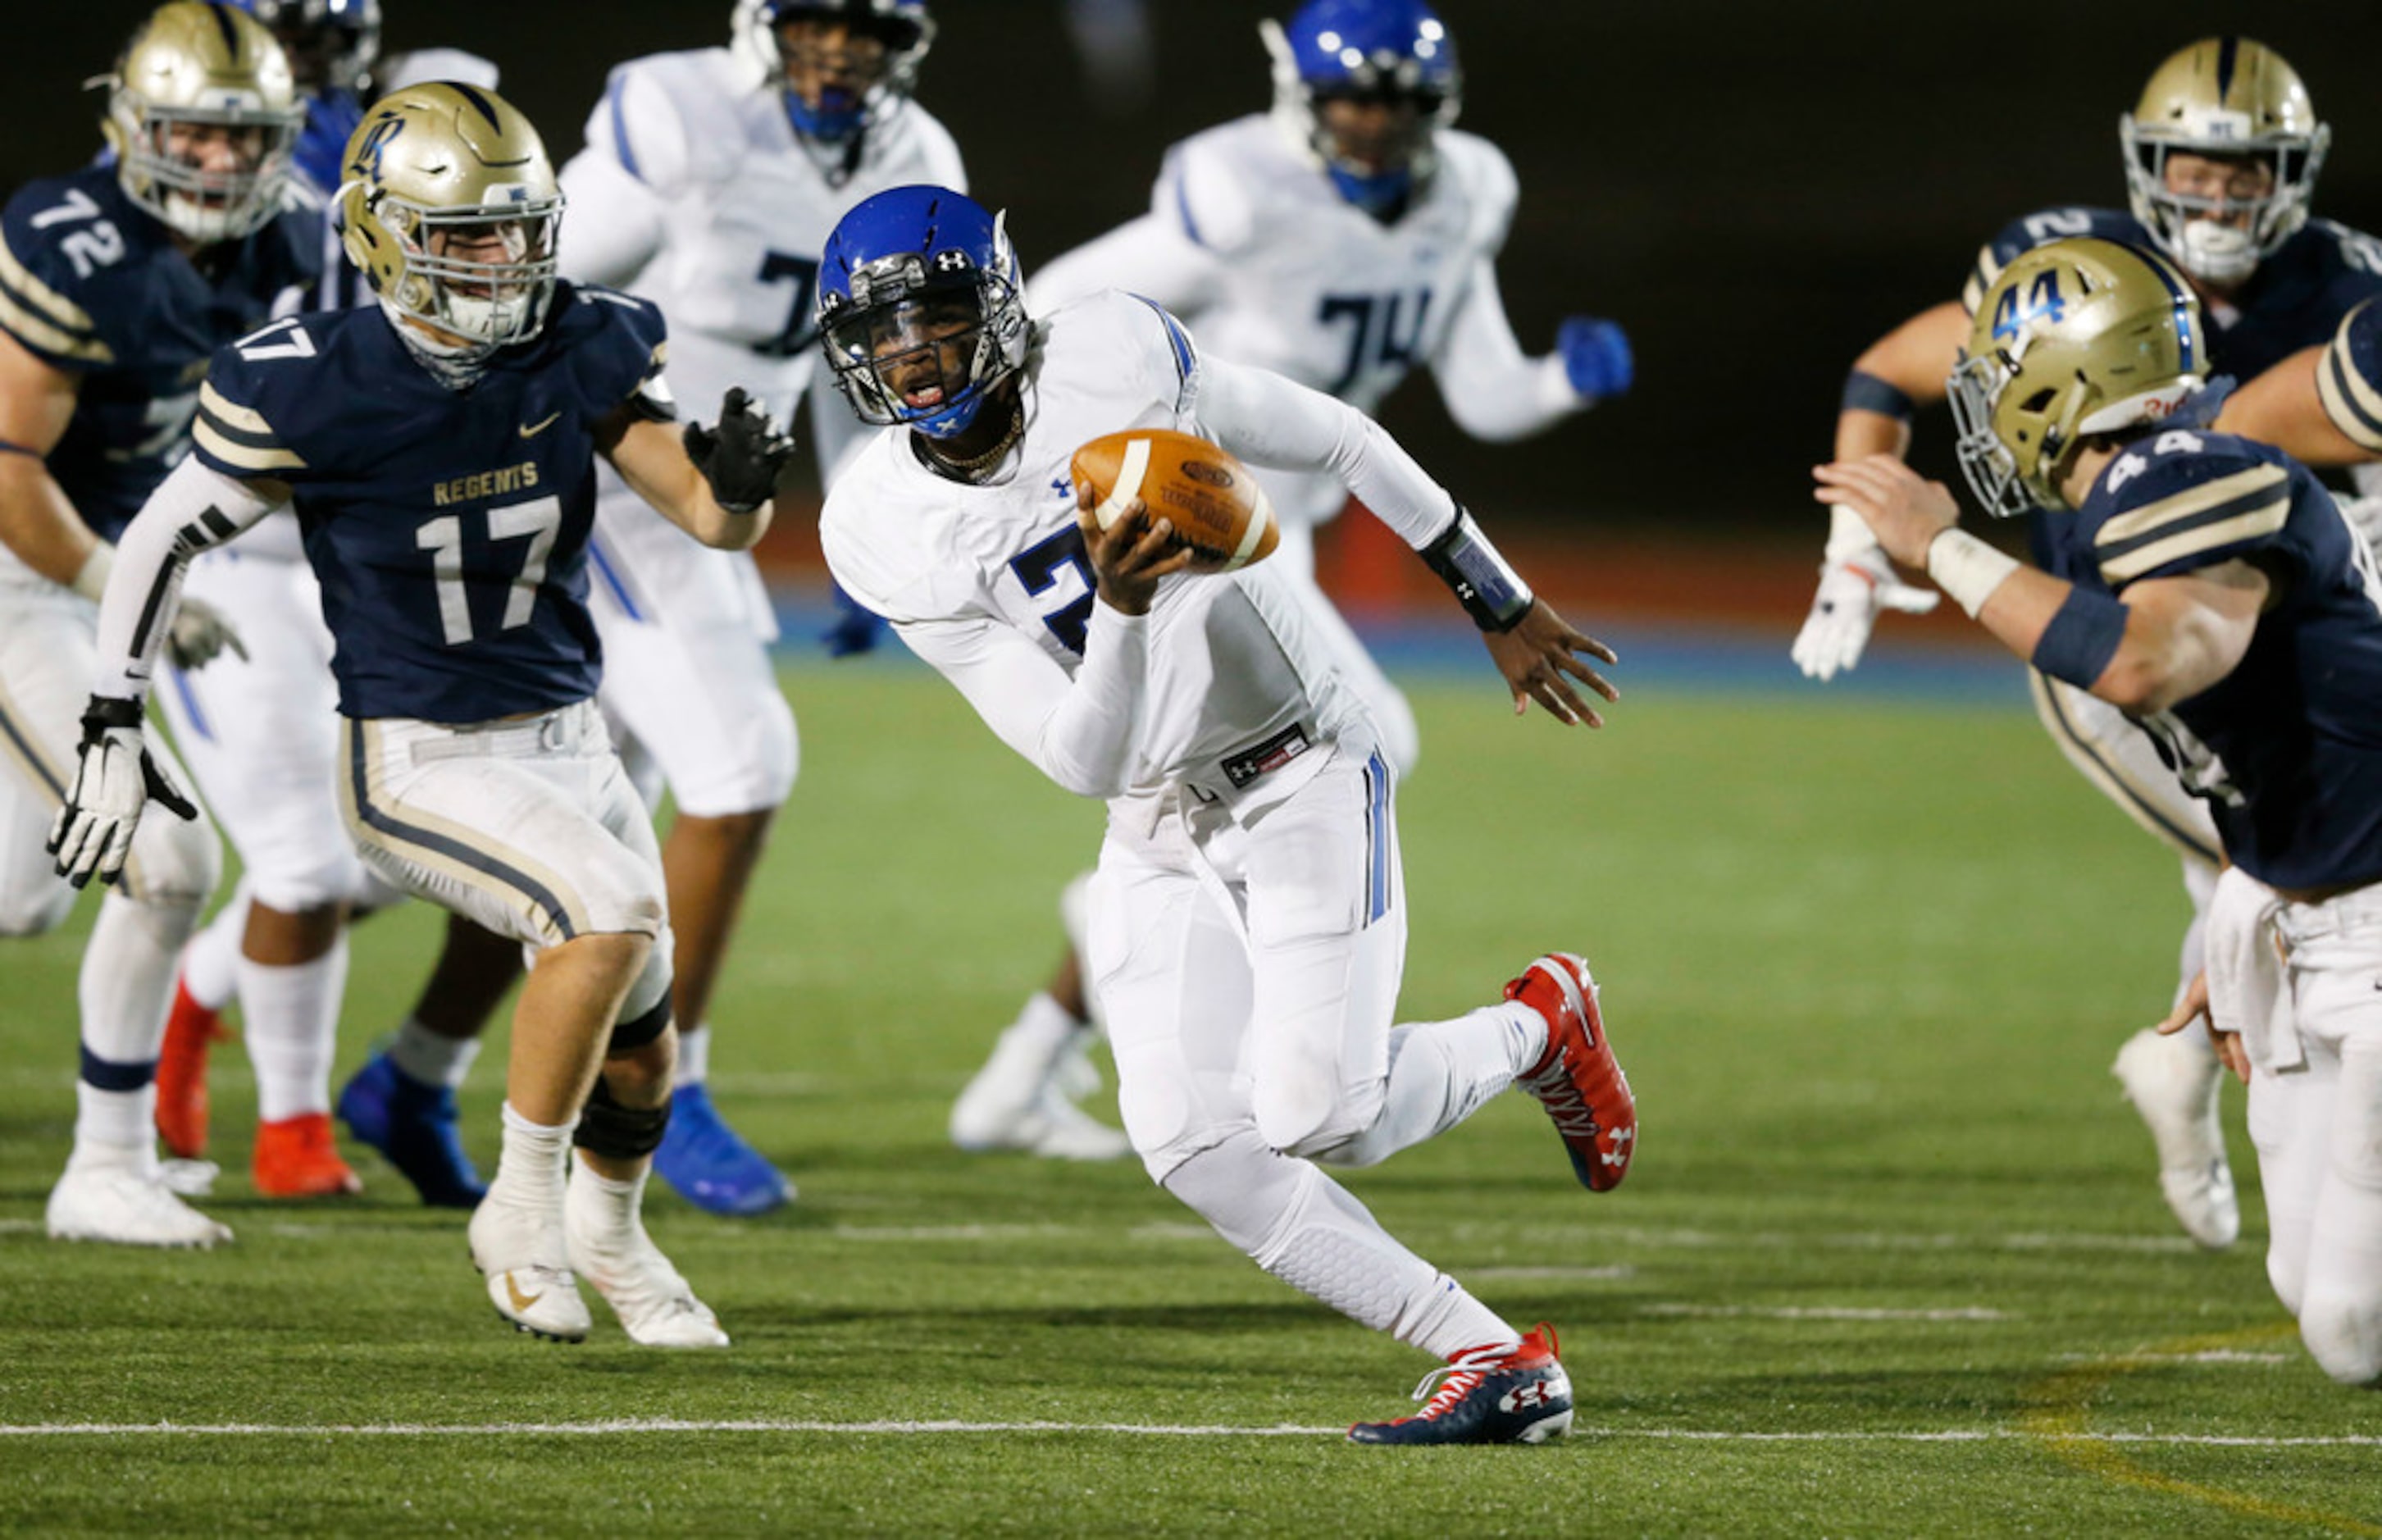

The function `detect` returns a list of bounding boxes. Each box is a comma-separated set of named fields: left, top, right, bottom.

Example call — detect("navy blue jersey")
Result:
left=2316, top=297, right=2382, bottom=456
left=189, top=282, right=672, bottom=722
left=2038, top=430, right=2382, bottom=891
left=0, top=166, right=318, bottom=540
left=1970, top=207, right=2382, bottom=381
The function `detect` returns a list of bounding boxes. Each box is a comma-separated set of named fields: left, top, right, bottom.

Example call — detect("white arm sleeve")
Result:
left=1197, top=354, right=1460, bottom=549
left=1430, top=255, right=1581, bottom=443
left=93, top=458, right=280, bottom=700
left=557, top=149, right=668, bottom=289
left=895, top=600, right=1150, bottom=800
left=1027, top=214, right=1229, bottom=317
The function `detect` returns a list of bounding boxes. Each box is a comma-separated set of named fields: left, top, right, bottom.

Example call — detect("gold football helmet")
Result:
left=99, top=2, right=304, bottom=245
left=2120, top=38, right=2329, bottom=288
left=336, top=82, right=562, bottom=355
left=1949, top=239, right=2207, bottom=517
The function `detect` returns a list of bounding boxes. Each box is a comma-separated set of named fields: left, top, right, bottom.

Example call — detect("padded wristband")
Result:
left=2030, top=585, right=2129, bottom=690
left=1841, top=369, right=1917, bottom=422
left=1419, top=505, right=1533, bottom=631
left=1924, top=529, right=2020, bottom=618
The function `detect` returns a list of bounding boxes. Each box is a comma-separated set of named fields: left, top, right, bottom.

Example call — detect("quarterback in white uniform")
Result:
left=968, top=0, right=1633, bottom=1160
left=815, top=185, right=1640, bottom=1444
left=549, top=0, right=962, bottom=1215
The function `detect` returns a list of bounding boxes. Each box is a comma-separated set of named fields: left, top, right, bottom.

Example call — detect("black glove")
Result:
left=684, top=387, right=795, bottom=513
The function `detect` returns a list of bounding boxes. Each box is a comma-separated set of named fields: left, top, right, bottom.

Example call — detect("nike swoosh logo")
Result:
left=503, top=1273, right=544, bottom=1312
left=520, top=412, right=562, bottom=438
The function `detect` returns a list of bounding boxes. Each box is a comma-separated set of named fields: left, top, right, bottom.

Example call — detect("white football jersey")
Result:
left=1155, top=116, right=1515, bottom=416
left=822, top=292, right=1367, bottom=816
left=560, top=47, right=967, bottom=421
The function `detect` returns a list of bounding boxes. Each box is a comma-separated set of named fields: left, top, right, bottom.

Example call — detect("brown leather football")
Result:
left=1071, top=428, right=1280, bottom=573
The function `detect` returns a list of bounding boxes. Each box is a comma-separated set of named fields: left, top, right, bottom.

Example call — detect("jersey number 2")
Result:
left=417, top=497, right=562, bottom=645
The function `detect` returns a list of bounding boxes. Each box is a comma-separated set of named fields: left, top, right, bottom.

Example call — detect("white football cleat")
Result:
left=564, top=1166, right=727, bottom=1349
left=468, top=1191, right=591, bottom=1342
left=2113, top=1026, right=2239, bottom=1251
left=47, top=1162, right=232, bottom=1248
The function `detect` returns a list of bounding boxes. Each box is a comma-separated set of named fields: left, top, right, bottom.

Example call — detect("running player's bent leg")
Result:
left=1092, top=812, right=1522, bottom=1362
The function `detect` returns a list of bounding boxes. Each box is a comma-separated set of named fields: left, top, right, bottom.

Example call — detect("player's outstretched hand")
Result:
left=1485, top=599, right=1619, bottom=726
left=685, top=387, right=796, bottom=513
left=46, top=698, right=198, bottom=889
left=1790, top=545, right=1941, bottom=681
left=1559, top=317, right=1633, bottom=403
left=2157, top=968, right=2249, bottom=1086
left=166, top=595, right=249, bottom=672
left=1810, top=455, right=1962, bottom=568
left=1077, top=494, right=1194, bottom=617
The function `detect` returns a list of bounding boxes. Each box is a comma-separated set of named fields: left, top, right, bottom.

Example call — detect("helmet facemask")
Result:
left=363, top=193, right=562, bottom=354
left=734, top=1, right=935, bottom=147
left=2119, top=38, right=2329, bottom=290
left=1261, top=4, right=1461, bottom=220
left=112, top=96, right=303, bottom=243
left=819, top=248, right=1024, bottom=439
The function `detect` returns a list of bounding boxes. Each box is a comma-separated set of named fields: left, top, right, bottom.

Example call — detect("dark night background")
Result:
left=8, top=2, right=2382, bottom=549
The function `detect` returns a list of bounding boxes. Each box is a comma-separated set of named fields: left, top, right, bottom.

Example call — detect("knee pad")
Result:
left=2299, top=1292, right=2382, bottom=1387
left=1256, top=1070, right=1382, bottom=1164
left=123, top=807, right=219, bottom=912
left=608, top=992, right=673, bottom=1056
left=1159, top=1128, right=1312, bottom=1255
left=572, top=1077, right=672, bottom=1160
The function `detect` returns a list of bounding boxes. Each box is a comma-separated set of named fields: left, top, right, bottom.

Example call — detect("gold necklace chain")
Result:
left=922, top=400, right=1024, bottom=481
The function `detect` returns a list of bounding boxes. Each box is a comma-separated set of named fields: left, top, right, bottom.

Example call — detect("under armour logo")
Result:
left=1604, top=1126, right=1636, bottom=1166
left=934, top=249, right=972, bottom=273
left=1050, top=475, right=1074, bottom=499
left=1501, top=1382, right=1560, bottom=1412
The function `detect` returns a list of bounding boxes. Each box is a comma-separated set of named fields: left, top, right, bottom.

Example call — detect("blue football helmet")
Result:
left=1263, top=0, right=1462, bottom=217
left=731, top=0, right=935, bottom=144
left=228, top=0, right=381, bottom=95
left=815, top=185, right=1027, bottom=440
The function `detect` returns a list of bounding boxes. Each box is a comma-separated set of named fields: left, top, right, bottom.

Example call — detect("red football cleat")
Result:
left=1509, top=953, right=1637, bottom=1191
left=156, top=978, right=232, bottom=1160
left=253, top=1113, right=362, bottom=1199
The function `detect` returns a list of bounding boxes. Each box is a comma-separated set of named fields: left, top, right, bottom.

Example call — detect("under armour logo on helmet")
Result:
left=933, top=249, right=972, bottom=273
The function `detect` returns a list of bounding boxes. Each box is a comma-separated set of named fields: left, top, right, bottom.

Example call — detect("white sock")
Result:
left=80, top=891, right=195, bottom=1067
left=676, top=1023, right=711, bottom=1087
left=180, top=884, right=248, bottom=1014
left=388, top=1016, right=481, bottom=1089
left=487, top=1101, right=573, bottom=1214
left=1327, top=1005, right=1540, bottom=1168
left=70, top=1081, right=157, bottom=1170
left=567, top=1156, right=649, bottom=1242
left=238, top=940, right=348, bottom=1123
left=1396, top=1275, right=1523, bottom=1362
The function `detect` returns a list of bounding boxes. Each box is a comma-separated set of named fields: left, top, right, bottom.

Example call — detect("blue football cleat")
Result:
left=336, top=1051, right=487, bottom=1210
left=1347, top=1324, right=1575, bottom=1446
left=653, top=1082, right=793, bottom=1217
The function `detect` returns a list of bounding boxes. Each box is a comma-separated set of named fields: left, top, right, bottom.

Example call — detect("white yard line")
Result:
left=0, top=1419, right=2375, bottom=1447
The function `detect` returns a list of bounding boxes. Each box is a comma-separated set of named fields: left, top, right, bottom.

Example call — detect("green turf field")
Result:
left=3, top=662, right=2378, bottom=1538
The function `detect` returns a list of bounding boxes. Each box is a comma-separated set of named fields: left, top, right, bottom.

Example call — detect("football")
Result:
left=1070, top=428, right=1280, bottom=574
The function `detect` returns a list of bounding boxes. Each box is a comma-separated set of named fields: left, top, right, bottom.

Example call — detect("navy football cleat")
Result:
left=1347, top=1324, right=1575, bottom=1446
left=336, top=1052, right=487, bottom=1210
left=653, top=1082, right=794, bottom=1217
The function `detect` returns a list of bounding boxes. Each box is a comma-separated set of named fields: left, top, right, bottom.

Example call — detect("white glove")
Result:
left=47, top=699, right=198, bottom=889
left=1790, top=546, right=1942, bottom=681
left=166, top=595, right=248, bottom=672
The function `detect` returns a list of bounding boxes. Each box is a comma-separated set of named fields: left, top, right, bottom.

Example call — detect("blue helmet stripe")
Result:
left=450, top=83, right=504, bottom=134
left=204, top=2, right=243, bottom=61
left=2133, top=244, right=2198, bottom=376
left=2216, top=35, right=2239, bottom=103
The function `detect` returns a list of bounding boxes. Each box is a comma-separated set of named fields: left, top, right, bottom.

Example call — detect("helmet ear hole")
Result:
left=2019, top=388, right=2057, bottom=413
